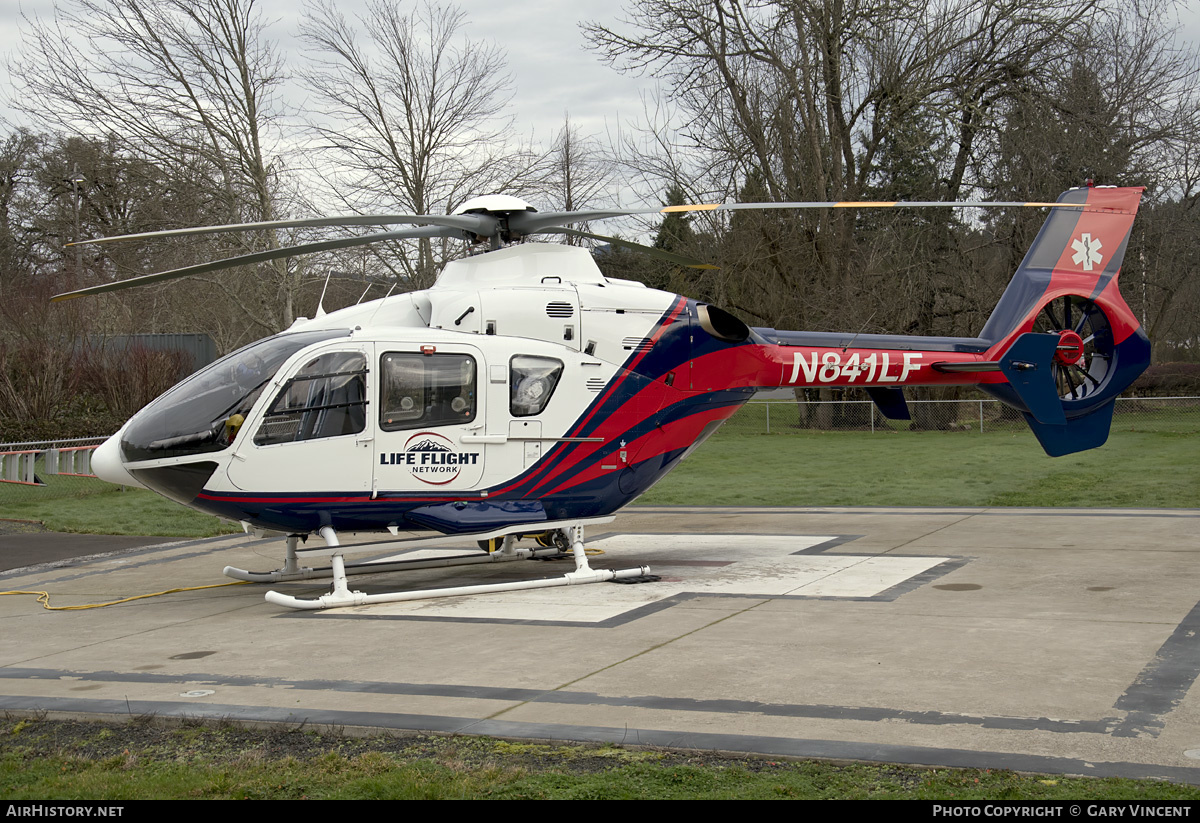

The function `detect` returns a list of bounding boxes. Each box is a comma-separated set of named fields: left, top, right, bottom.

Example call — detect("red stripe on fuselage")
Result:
left=542, top=403, right=741, bottom=497
left=197, top=493, right=373, bottom=504
left=566, top=295, right=688, bottom=438
left=524, top=374, right=686, bottom=496
left=525, top=342, right=997, bottom=498
left=486, top=295, right=689, bottom=499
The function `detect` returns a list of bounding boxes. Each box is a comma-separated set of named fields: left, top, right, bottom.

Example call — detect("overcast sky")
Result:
left=0, top=0, right=653, bottom=148
left=4, top=0, right=1199, bottom=212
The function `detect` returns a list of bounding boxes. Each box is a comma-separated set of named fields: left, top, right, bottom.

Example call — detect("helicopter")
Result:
left=54, top=184, right=1151, bottom=610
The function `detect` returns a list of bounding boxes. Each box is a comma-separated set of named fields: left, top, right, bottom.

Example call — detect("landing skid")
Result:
left=223, top=517, right=651, bottom=611
left=222, top=541, right=563, bottom=584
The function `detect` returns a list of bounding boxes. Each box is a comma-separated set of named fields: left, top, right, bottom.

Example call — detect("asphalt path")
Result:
left=0, top=521, right=172, bottom=571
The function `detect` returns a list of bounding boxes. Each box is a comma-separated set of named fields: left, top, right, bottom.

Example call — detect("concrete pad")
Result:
left=1, top=505, right=1200, bottom=783
left=329, top=535, right=948, bottom=621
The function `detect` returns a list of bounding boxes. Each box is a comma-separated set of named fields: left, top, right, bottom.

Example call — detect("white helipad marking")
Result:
left=330, top=535, right=950, bottom=622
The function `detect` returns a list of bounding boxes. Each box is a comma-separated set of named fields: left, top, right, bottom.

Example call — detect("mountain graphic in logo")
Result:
left=407, top=438, right=452, bottom=452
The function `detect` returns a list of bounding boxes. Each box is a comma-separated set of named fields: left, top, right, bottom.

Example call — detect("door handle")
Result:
left=460, top=434, right=507, bottom=444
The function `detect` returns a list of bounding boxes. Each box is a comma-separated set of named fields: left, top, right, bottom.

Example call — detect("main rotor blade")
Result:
left=71, top=199, right=1080, bottom=250
left=658, top=199, right=1078, bottom=215
left=52, top=225, right=456, bottom=301
left=68, top=213, right=497, bottom=247
left=508, top=209, right=662, bottom=235
left=509, top=199, right=1080, bottom=235
left=534, top=228, right=718, bottom=270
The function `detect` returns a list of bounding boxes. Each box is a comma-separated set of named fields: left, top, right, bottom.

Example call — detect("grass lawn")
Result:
left=0, top=487, right=240, bottom=537
left=0, top=473, right=241, bottom=536
left=638, top=427, right=1200, bottom=509
left=3, top=718, right=1198, bottom=800
left=0, top=427, right=1194, bottom=536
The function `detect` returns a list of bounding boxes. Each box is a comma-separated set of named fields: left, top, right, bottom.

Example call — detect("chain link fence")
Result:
left=723, top=396, right=1200, bottom=436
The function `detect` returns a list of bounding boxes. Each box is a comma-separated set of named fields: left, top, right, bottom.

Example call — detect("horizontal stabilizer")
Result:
left=866, top=387, right=910, bottom=420
left=931, top=360, right=1001, bottom=373
left=997, top=333, right=1066, bottom=426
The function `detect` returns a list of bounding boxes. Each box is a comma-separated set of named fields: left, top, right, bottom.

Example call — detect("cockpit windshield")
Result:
left=120, top=329, right=352, bottom=462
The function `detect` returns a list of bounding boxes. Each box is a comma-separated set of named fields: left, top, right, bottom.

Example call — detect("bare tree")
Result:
left=546, top=115, right=617, bottom=212
left=0, top=130, right=44, bottom=286
left=535, top=113, right=621, bottom=245
left=9, top=0, right=300, bottom=340
left=299, top=0, right=540, bottom=289
left=980, top=1, right=1200, bottom=360
left=586, top=0, right=1099, bottom=333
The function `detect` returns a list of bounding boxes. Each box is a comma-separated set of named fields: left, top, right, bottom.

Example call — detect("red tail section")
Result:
left=976, top=186, right=1150, bottom=455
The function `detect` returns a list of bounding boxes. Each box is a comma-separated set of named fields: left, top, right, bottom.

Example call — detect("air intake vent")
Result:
left=546, top=301, right=574, bottom=318
left=586, top=377, right=606, bottom=392
left=622, top=337, right=654, bottom=352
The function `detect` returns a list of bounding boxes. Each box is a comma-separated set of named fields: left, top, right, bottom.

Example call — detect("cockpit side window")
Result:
left=119, top=328, right=352, bottom=463
left=254, top=351, right=368, bottom=445
left=380, top=352, right=476, bottom=431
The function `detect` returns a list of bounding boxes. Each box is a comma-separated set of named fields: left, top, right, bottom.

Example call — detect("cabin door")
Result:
left=372, top=344, right=487, bottom=494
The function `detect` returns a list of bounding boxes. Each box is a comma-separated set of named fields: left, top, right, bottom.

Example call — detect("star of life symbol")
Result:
left=1071, top=233, right=1103, bottom=271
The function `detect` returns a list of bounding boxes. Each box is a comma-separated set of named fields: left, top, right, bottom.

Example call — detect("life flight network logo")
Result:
left=380, top=431, right=480, bottom=485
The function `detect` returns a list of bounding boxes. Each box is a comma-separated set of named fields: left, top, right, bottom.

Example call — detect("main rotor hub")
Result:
left=452, top=194, right=537, bottom=216
left=1054, top=330, right=1085, bottom=366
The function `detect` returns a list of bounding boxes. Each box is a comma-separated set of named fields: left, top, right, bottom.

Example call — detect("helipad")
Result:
left=2, top=505, right=1199, bottom=784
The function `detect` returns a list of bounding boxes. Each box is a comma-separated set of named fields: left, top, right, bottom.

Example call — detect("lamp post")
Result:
left=70, top=167, right=86, bottom=282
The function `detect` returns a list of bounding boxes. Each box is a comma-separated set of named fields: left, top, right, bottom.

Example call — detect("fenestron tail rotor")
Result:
left=53, top=196, right=1088, bottom=302
left=1031, top=295, right=1115, bottom=403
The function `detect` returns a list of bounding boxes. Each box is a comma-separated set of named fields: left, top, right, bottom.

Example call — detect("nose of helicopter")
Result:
left=92, top=432, right=145, bottom=489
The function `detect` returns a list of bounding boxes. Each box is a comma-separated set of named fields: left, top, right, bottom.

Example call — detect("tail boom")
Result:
left=686, top=186, right=1150, bottom=456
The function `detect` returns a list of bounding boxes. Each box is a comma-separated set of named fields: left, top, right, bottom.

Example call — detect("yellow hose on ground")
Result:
left=0, top=580, right=251, bottom=611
